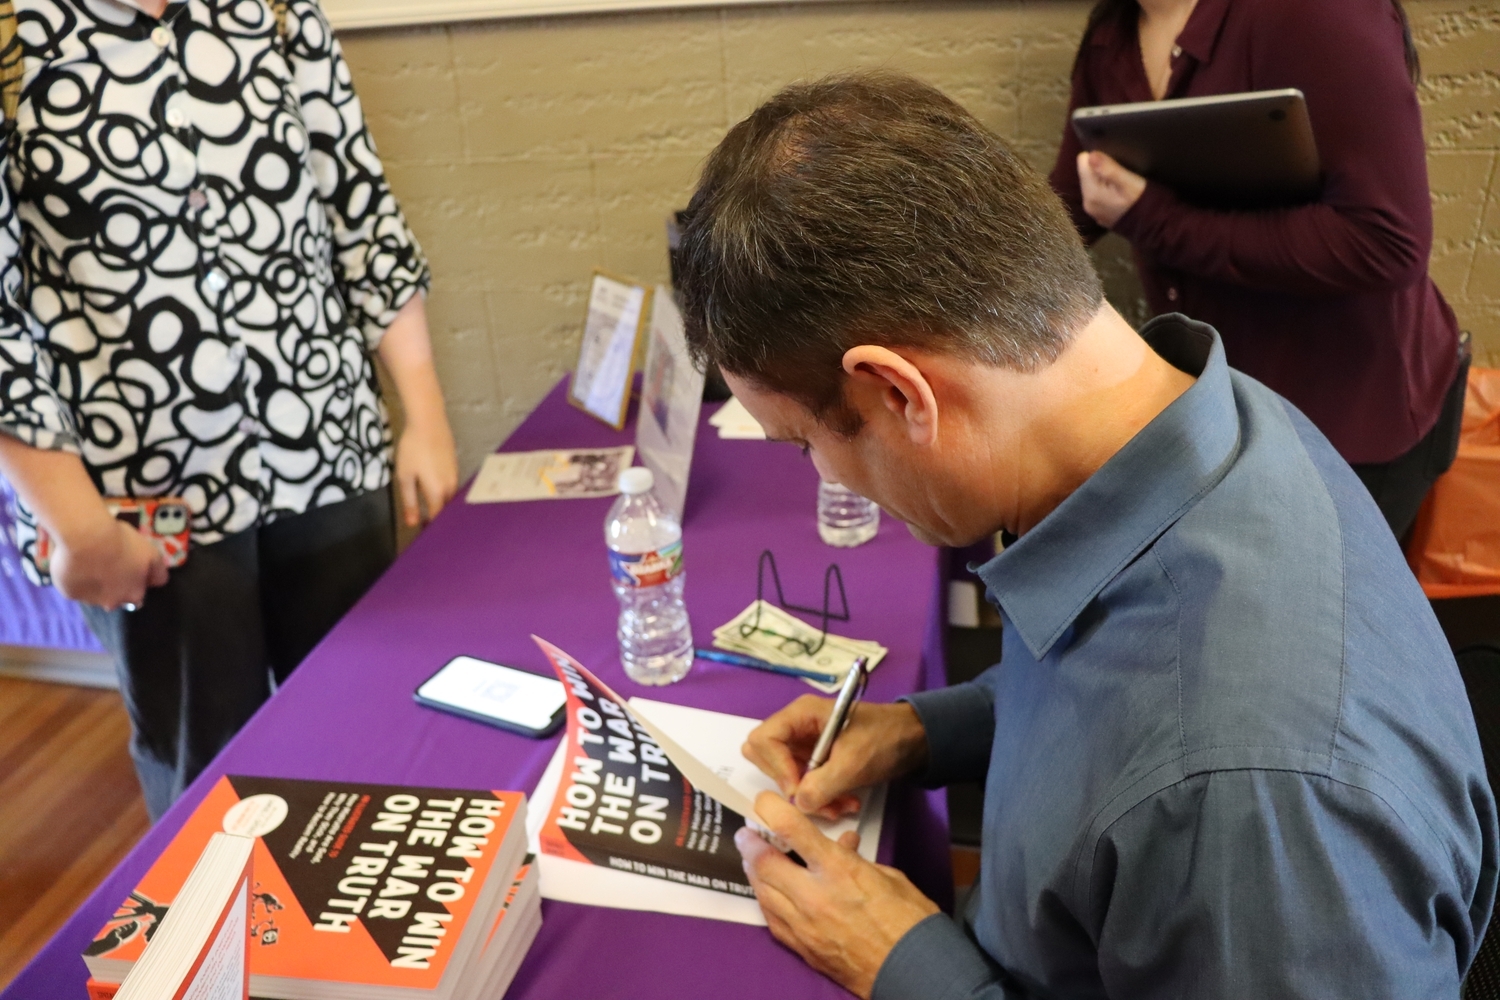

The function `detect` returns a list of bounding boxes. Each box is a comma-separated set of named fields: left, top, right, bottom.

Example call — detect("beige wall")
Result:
left=340, top=1, right=1500, bottom=480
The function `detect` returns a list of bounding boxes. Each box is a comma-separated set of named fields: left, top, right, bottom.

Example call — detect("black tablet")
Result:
left=1071, top=88, right=1320, bottom=209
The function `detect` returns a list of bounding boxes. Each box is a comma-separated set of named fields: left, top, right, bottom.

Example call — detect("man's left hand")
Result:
left=1077, top=150, right=1147, bottom=228
left=736, top=791, right=940, bottom=999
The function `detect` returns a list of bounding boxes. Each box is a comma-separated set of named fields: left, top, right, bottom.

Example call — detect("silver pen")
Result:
left=806, top=656, right=869, bottom=771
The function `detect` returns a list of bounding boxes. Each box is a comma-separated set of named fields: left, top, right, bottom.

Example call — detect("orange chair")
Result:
left=1409, top=367, right=1500, bottom=599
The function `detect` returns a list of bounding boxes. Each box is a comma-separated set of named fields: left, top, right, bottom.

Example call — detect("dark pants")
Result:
left=1352, top=345, right=1471, bottom=540
left=84, top=489, right=396, bottom=820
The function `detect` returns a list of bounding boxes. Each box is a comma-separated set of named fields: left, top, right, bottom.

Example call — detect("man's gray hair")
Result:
left=676, top=71, right=1103, bottom=433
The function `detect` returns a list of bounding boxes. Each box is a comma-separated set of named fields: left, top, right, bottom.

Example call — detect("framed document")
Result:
left=636, top=289, right=706, bottom=518
left=570, top=272, right=652, bottom=430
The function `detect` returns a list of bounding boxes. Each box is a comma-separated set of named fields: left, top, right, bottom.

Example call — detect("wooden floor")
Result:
left=0, top=677, right=149, bottom=991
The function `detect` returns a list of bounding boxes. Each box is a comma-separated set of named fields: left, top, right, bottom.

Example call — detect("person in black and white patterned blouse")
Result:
left=0, top=0, right=459, bottom=818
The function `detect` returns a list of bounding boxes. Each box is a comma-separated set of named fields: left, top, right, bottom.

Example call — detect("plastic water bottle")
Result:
left=606, top=467, right=693, bottom=685
left=817, top=481, right=880, bottom=547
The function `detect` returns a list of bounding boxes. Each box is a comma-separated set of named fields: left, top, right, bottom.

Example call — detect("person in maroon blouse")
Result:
left=1050, top=0, right=1469, bottom=538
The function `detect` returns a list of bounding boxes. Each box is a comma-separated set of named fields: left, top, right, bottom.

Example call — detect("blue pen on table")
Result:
left=693, top=647, right=841, bottom=684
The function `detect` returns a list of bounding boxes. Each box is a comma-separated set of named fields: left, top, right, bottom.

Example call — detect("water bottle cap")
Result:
left=618, top=466, right=655, bottom=495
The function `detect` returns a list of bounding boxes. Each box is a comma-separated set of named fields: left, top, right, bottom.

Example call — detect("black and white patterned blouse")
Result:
left=0, top=0, right=429, bottom=582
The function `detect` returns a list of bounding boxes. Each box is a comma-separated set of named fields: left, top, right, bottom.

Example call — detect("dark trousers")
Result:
left=1352, top=345, right=1472, bottom=540
left=84, top=489, right=396, bottom=820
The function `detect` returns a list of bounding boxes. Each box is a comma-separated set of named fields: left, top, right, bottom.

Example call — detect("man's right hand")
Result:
left=744, top=696, right=929, bottom=820
left=49, top=515, right=168, bottom=610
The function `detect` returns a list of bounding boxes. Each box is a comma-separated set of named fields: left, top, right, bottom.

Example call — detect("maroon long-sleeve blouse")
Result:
left=1049, top=0, right=1460, bottom=465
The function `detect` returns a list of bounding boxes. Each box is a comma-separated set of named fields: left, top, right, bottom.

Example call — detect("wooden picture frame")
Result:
left=569, top=271, right=653, bottom=430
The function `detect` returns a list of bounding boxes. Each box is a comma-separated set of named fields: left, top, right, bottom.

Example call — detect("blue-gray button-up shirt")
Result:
left=879, top=316, right=1497, bottom=1000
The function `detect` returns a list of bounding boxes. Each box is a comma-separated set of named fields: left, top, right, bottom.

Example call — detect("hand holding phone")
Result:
left=35, top=496, right=191, bottom=575
left=415, top=656, right=568, bottom=738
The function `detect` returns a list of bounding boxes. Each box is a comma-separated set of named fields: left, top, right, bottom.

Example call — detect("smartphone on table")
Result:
left=414, top=655, right=568, bottom=738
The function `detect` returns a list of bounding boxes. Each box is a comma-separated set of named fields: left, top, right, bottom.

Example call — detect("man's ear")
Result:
left=841, top=346, right=938, bottom=446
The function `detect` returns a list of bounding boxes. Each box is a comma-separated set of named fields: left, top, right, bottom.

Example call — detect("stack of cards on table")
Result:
left=707, top=398, right=766, bottom=439
left=84, top=776, right=541, bottom=1000
left=712, top=600, right=888, bottom=693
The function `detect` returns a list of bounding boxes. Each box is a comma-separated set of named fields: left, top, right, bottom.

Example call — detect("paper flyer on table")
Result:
left=466, top=447, right=635, bottom=503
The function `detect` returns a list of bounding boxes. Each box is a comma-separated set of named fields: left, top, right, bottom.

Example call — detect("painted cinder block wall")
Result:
left=337, top=1, right=1500, bottom=480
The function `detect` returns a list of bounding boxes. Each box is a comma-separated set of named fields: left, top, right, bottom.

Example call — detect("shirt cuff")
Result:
left=1109, top=180, right=1177, bottom=253
left=900, top=683, right=995, bottom=788
left=359, top=267, right=430, bottom=352
left=0, top=418, right=80, bottom=454
left=872, top=913, right=1004, bottom=1000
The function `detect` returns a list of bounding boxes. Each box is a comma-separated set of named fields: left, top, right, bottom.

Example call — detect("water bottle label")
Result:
left=609, top=539, right=684, bottom=587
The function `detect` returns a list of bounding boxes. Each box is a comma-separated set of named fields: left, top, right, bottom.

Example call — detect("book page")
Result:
left=182, top=878, right=248, bottom=1000
left=115, top=834, right=253, bottom=1000
left=627, top=698, right=877, bottom=843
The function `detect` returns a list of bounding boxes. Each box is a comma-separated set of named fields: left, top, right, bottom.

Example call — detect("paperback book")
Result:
left=83, top=776, right=535, bottom=1000
left=529, top=636, right=884, bottom=911
left=533, top=638, right=754, bottom=896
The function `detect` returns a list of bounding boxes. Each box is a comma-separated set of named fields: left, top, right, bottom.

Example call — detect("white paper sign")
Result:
left=571, top=274, right=650, bottom=429
left=635, top=289, right=706, bottom=518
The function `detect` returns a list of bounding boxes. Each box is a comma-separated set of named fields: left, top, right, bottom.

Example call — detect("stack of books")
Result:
left=84, top=776, right=541, bottom=1000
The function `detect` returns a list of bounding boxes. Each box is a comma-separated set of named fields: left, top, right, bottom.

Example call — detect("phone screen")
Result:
left=416, top=656, right=567, bottom=735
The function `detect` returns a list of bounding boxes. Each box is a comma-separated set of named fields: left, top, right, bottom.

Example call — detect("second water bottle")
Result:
left=817, top=480, right=880, bottom=547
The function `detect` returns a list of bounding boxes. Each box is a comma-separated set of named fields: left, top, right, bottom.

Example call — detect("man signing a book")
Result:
left=673, top=72, right=1497, bottom=1000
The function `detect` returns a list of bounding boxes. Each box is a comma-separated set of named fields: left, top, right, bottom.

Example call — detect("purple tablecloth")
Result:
left=5, top=380, right=951, bottom=1000
left=0, top=475, right=105, bottom=652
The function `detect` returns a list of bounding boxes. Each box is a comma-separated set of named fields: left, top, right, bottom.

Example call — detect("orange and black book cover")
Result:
left=83, top=776, right=523, bottom=992
left=532, top=638, right=754, bottom=896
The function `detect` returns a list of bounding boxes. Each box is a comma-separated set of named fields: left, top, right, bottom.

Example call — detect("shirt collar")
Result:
left=974, top=315, right=1240, bottom=661
left=1087, top=0, right=1231, bottom=65
left=1175, top=0, right=1232, bottom=64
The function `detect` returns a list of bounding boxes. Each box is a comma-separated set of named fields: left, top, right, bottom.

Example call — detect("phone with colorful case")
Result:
left=34, top=497, right=191, bottom=575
